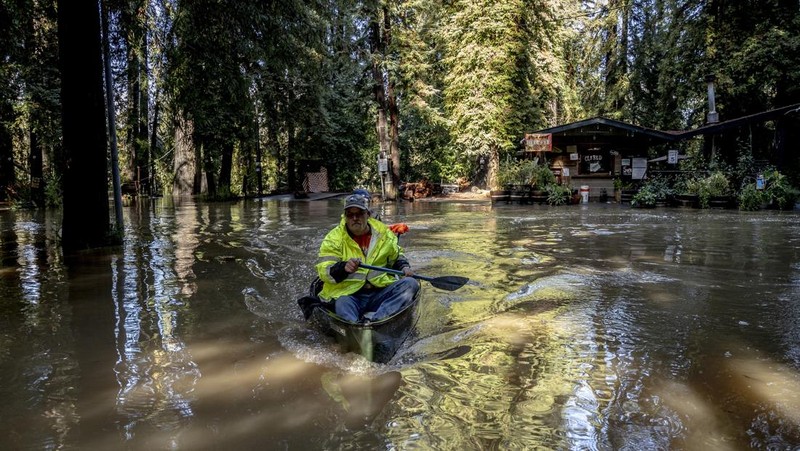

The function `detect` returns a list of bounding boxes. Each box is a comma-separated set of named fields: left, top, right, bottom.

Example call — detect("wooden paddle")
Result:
left=359, top=263, right=469, bottom=291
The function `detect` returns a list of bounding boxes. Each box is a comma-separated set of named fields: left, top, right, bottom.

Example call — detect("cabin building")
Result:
left=522, top=102, right=800, bottom=201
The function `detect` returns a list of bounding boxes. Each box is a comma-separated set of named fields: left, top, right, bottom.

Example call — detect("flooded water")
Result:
left=1, top=197, right=799, bottom=450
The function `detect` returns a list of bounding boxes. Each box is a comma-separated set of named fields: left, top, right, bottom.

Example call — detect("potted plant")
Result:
left=493, top=158, right=519, bottom=203
left=673, top=174, right=701, bottom=208
left=528, top=161, right=555, bottom=204
left=737, top=183, right=764, bottom=211
left=763, top=170, right=799, bottom=210
left=630, top=184, right=658, bottom=208
left=698, top=171, right=731, bottom=208
left=530, top=163, right=557, bottom=190
left=546, top=184, right=572, bottom=206
left=615, top=178, right=638, bottom=203
left=613, top=178, right=623, bottom=202
left=511, top=159, right=537, bottom=203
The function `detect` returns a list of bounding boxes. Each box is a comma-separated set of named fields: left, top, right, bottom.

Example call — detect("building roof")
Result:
left=676, top=103, right=800, bottom=139
left=528, top=116, right=680, bottom=142
left=525, top=103, right=800, bottom=147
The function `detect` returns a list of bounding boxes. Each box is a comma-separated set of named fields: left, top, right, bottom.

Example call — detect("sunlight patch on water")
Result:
left=502, top=272, right=590, bottom=306
left=569, top=225, right=618, bottom=237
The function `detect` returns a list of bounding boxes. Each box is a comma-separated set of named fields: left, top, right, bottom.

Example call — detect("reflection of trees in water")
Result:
left=112, top=204, right=202, bottom=436
left=3, top=201, right=800, bottom=449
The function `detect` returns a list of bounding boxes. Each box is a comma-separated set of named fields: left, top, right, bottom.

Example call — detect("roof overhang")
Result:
left=525, top=117, right=680, bottom=145
left=676, top=103, right=800, bottom=139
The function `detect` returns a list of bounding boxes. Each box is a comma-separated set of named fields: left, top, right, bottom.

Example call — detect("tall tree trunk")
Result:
left=202, top=140, right=215, bottom=197
left=23, top=4, right=44, bottom=206
left=369, top=11, right=392, bottom=199
left=219, top=142, right=233, bottom=194
left=384, top=6, right=399, bottom=200
left=101, top=0, right=123, bottom=231
left=149, top=98, right=159, bottom=195
left=255, top=114, right=262, bottom=196
left=122, top=0, right=149, bottom=195
left=57, top=0, right=114, bottom=250
left=193, top=139, right=204, bottom=195
left=287, top=121, right=297, bottom=193
left=0, top=98, right=14, bottom=202
left=28, top=129, right=44, bottom=206
left=172, top=115, right=194, bottom=196
left=774, top=0, right=800, bottom=171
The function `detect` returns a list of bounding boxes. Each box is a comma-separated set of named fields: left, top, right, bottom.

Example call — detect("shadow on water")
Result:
left=1, top=199, right=800, bottom=449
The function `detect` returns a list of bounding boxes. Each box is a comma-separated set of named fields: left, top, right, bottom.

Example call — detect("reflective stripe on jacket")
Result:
left=315, top=217, right=405, bottom=301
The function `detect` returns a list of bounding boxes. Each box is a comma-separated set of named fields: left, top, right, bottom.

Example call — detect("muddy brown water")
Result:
left=1, top=198, right=799, bottom=449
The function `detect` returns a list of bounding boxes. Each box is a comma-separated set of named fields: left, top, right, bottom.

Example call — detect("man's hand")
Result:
left=402, top=267, right=414, bottom=277
left=344, top=258, right=361, bottom=273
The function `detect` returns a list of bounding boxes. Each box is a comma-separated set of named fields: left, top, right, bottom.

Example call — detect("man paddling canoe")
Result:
left=315, top=192, right=420, bottom=322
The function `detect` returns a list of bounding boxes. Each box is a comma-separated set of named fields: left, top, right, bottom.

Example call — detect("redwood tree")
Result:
left=57, top=0, right=115, bottom=250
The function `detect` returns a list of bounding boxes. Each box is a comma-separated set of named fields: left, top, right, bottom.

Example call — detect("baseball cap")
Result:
left=344, top=194, right=369, bottom=210
left=352, top=188, right=370, bottom=199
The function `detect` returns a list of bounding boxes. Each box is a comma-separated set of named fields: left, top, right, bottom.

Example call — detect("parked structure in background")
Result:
left=522, top=102, right=800, bottom=202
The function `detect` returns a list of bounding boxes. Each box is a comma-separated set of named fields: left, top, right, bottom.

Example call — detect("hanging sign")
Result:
left=524, top=133, right=552, bottom=152
left=668, top=150, right=679, bottom=164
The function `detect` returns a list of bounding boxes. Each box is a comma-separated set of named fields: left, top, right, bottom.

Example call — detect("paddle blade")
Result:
left=428, top=275, right=470, bottom=291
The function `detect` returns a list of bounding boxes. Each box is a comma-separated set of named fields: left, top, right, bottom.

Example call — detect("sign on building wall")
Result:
left=668, top=149, right=679, bottom=164
left=524, top=133, right=552, bottom=152
left=632, top=158, right=648, bottom=179
left=579, top=151, right=610, bottom=174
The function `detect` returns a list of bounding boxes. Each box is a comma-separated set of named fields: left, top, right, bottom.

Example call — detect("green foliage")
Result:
left=44, top=174, right=62, bottom=208
left=701, top=171, right=731, bottom=196
left=763, top=170, right=799, bottom=210
left=738, top=171, right=799, bottom=211
left=7, top=0, right=800, bottom=205
left=496, top=158, right=519, bottom=188
left=546, top=184, right=571, bottom=206
left=531, top=163, right=557, bottom=189
left=495, top=158, right=556, bottom=189
left=630, top=188, right=657, bottom=208
left=696, top=171, right=731, bottom=208
left=632, top=175, right=672, bottom=207
left=737, top=184, right=764, bottom=211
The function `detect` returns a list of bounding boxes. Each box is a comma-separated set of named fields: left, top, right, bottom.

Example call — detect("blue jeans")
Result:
left=334, top=278, right=420, bottom=322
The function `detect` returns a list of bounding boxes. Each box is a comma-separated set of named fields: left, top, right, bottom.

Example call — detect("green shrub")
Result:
left=697, top=171, right=731, bottom=208
left=738, top=184, right=764, bottom=211
left=764, top=170, right=799, bottom=210
left=531, top=163, right=557, bottom=189
left=546, top=184, right=571, bottom=205
left=631, top=176, right=671, bottom=207
left=496, top=158, right=519, bottom=188
left=45, top=174, right=62, bottom=208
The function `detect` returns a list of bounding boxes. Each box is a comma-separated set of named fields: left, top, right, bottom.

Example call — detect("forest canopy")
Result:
left=2, top=0, right=799, bottom=207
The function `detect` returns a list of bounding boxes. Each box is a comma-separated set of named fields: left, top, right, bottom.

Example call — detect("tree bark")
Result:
left=121, top=0, right=150, bottom=194
left=369, top=9, right=392, bottom=200
left=383, top=6, right=399, bottom=200
left=57, top=0, right=113, bottom=250
left=172, top=115, right=195, bottom=196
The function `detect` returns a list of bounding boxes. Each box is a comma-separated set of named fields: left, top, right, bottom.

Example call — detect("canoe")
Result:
left=297, top=278, right=421, bottom=363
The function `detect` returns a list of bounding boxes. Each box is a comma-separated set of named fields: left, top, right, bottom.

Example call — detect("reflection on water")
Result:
left=1, top=200, right=800, bottom=449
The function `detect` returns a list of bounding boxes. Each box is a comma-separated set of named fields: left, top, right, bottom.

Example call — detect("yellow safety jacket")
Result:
left=316, top=217, right=407, bottom=301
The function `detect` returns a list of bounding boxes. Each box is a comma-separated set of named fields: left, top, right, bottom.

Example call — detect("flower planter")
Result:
left=490, top=190, right=511, bottom=204
left=673, top=194, right=699, bottom=208
left=510, top=185, right=529, bottom=204
left=530, top=189, right=547, bottom=205
left=708, top=195, right=732, bottom=209
left=620, top=189, right=638, bottom=204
